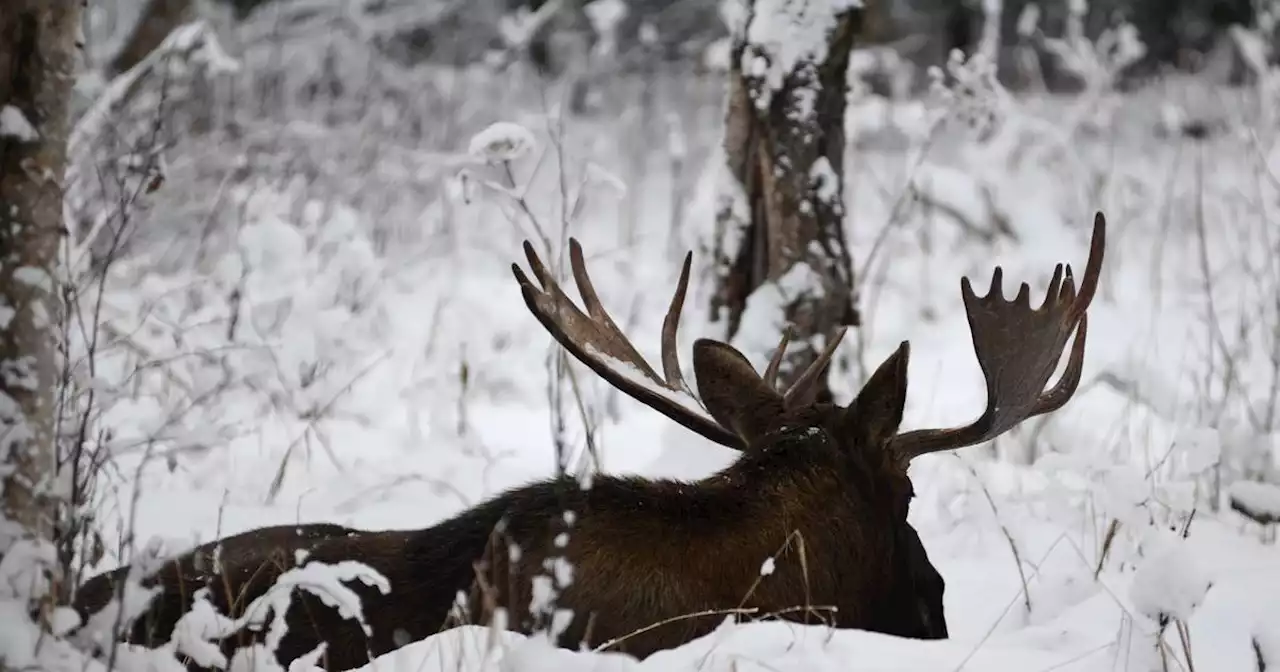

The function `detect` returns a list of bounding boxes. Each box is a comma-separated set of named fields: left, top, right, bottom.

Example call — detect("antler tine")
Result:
left=1029, top=314, right=1087, bottom=416
left=887, top=212, right=1106, bottom=461
left=660, top=252, right=694, bottom=392
left=1066, top=212, right=1106, bottom=323
left=513, top=240, right=744, bottom=450
left=782, top=327, right=849, bottom=409
left=568, top=240, right=658, bottom=380
left=763, top=326, right=795, bottom=390
left=1040, top=264, right=1064, bottom=311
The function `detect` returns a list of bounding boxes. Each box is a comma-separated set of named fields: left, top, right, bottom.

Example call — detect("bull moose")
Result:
left=72, top=212, right=1106, bottom=669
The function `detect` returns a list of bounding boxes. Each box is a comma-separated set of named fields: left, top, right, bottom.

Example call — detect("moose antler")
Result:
left=512, top=240, right=845, bottom=450
left=887, top=212, right=1107, bottom=460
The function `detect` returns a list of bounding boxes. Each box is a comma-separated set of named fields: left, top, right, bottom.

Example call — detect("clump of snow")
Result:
left=0, top=537, right=118, bottom=672
left=0, top=105, right=39, bottom=142
left=809, top=157, right=840, bottom=210
left=241, top=561, right=390, bottom=655
left=585, top=0, right=628, bottom=34
left=0, top=538, right=56, bottom=603
left=169, top=596, right=237, bottom=669
left=165, top=21, right=240, bottom=75
left=71, top=537, right=182, bottom=652
left=469, top=122, right=538, bottom=164
left=729, top=262, right=826, bottom=368
left=702, top=37, right=733, bottom=72
left=0, top=597, right=108, bottom=672
left=1129, top=536, right=1212, bottom=623
left=1229, top=480, right=1280, bottom=523
left=741, top=0, right=863, bottom=109
left=586, top=0, right=629, bottom=58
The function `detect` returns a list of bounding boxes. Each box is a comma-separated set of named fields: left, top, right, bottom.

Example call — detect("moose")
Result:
left=72, top=213, right=1106, bottom=669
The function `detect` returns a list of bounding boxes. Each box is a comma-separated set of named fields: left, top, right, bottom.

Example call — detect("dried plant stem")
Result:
left=593, top=604, right=837, bottom=654
left=959, top=456, right=1032, bottom=615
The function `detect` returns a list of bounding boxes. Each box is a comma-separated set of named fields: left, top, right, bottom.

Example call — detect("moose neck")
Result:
left=716, top=423, right=904, bottom=514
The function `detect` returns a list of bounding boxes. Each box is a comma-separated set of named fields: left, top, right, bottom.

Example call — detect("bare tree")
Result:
left=0, top=0, right=83, bottom=612
left=704, top=0, right=864, bottom=398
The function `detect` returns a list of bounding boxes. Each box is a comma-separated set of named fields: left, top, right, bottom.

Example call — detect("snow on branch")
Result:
left=469, top=122, right=538, bottom=164
left=1229, top=480, right=1280, bottom=526
left=63, top=20, right=239, bottom=273
left=1129, top=532, right=1212, bottom=626
left=69, top=537, right=180, bottom=654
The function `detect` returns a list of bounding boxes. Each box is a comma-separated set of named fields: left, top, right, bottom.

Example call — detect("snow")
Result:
left=729, top=262, right=827, bottom=367
left=809, top=157, right=840, bottom=209
left=1257, top=607, right=1280, bottom=670
left=331, top=619, right=1129, bottom=671
left=1230, top=481, right=1280, bottom=521
left=741, top=0, right=863, bottom=109
left=585, top=0, right=629, bottom=43
left=11, top=9, right=1280, bottom=672
left=469, top=122, right=539, bottom=164
left=1129, top=536, right=1213, bottom=623
left=0, top=105, right=39, bottom=142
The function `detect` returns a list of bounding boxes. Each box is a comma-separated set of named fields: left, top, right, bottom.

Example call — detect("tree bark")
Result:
left=0, top=1, right=80, bottom=554
left=707, top=0, right=863, bottom=399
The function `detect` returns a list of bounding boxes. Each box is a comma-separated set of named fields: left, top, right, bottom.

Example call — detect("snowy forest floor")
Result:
left=77, top=59, right=1280, bottom=671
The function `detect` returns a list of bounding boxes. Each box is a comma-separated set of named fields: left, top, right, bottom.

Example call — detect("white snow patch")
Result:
left=242, top=561, right=389, bottom=655
left=585, top=0, right=628, bottom=38
left=1129, top=537, right=1212, bottom=622
left=469, top=122, right=538, bottom=164
left=0, top=105, right=38, bottom=142
left=742, top=0, right=863, bottom=108
left=1256, top=608, right=1280, bottom=670
left=809, top=157, right=840, bottom=208
left=1229, top=480, right=1280, bottom=520
left=730, top=262, right=826, bottom=368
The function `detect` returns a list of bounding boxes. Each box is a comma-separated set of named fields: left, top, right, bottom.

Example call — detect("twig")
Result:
left=957, top=456, right=1033, bottom=615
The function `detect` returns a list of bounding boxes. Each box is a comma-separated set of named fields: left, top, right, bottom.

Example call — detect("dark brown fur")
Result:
left=72, top=523, right=356, bottom=649
left=71, top=510, right=508, bottom=671
left=464, top=340, right=946, bottom=657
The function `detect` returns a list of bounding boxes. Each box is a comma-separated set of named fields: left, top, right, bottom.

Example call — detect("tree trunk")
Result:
left=707, top=0, right=863, bottom=399
left=0, top=0, right=81, bottom=588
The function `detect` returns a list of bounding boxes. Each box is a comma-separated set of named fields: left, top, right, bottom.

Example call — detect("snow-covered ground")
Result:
left=70, top=32, right=1280, bottom=670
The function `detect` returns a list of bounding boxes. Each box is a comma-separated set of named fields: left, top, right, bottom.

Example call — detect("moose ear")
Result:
left=693, top=339, right=786, bottom=445
left=843, top=341, right=910, bottom=448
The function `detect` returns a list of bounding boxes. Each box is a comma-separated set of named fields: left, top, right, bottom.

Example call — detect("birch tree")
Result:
left=0, top=0, right=82, bottom=615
